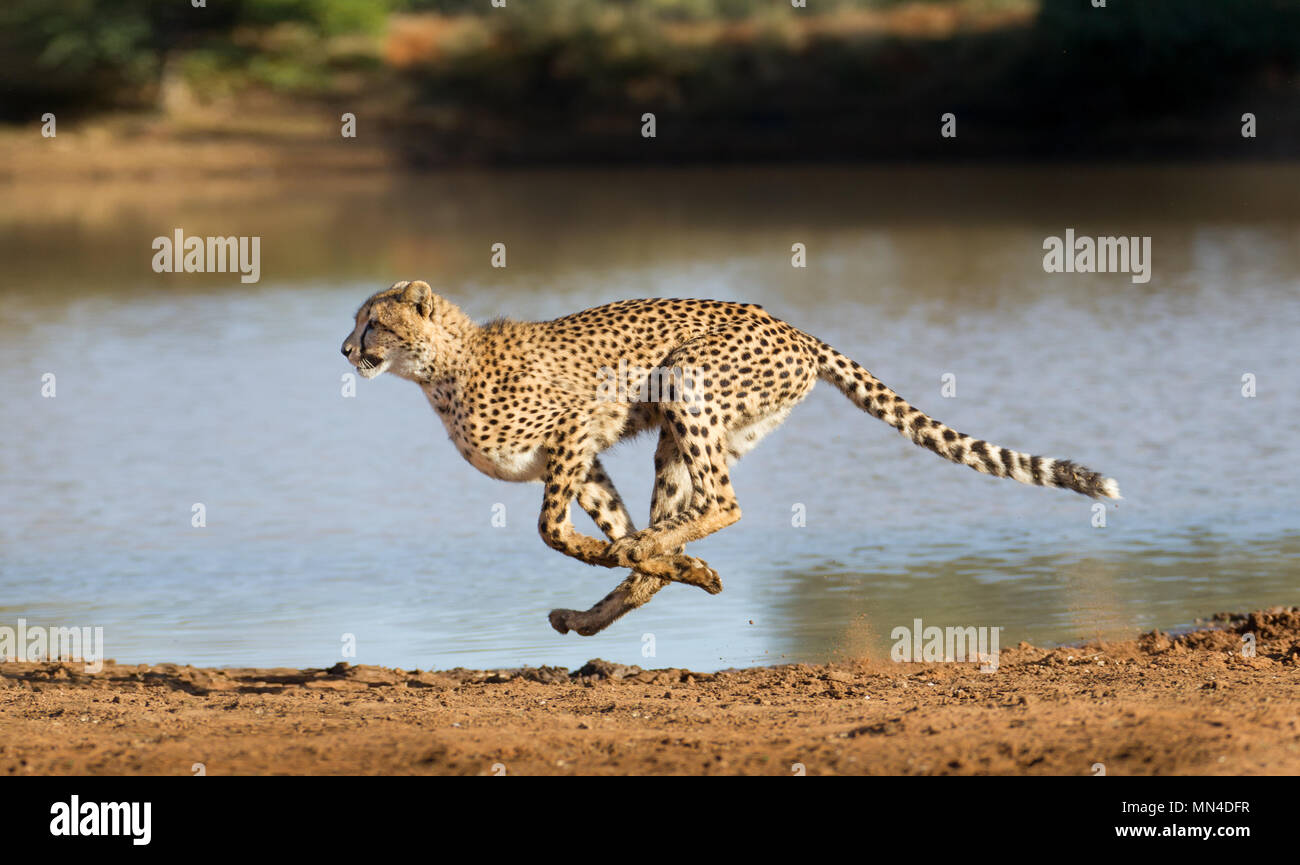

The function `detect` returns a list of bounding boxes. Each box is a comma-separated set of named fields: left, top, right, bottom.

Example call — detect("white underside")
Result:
left=727, top=408, right=792, bottom=461
left=466, top=445, right=548, bottom=482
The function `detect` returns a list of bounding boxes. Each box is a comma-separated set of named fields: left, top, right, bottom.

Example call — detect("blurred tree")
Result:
left=0, top=0, right=390, bottom=118
left=2, top=0, right=1297, bottom=159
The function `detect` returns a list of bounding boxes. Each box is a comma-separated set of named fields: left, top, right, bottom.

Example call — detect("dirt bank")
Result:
left=0, top=109, right=396, bottom=184
left=2, top=608, right=1297, bottom=776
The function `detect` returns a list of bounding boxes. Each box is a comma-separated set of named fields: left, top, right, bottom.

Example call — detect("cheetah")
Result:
left=341, top=281, right=1120, bottom=637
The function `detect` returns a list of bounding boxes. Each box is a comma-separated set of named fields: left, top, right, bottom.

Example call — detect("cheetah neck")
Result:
left=411, top=302, right=479, bottom=385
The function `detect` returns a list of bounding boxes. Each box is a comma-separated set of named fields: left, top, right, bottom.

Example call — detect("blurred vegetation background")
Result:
left=2, top=0, right=1299, bottom=164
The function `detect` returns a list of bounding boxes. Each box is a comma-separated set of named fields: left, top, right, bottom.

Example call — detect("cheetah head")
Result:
left=340, top=280, right=441, bottom=381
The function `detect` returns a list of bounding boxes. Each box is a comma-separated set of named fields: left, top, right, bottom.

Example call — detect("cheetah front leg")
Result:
left=548, top=457, right=666, bottom=636
left=536, top=446, right=618, bottom=568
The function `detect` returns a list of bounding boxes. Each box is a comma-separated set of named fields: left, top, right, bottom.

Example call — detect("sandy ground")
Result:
left=2, top=608, right=1297, bottom=776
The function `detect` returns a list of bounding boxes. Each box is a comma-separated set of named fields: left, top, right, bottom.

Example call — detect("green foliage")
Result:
left=0, top=0, right=390, bottom=117
left=3, top=0, right=1299, bottom=162
left=0, top=1, right=159, bottom=114
left=393, top=0, right=949, bottom=19
left=240, top=0, right=393, bottom=36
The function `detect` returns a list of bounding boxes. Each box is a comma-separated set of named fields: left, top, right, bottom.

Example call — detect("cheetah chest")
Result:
left=425, top=388, right=548, bottom=482
left=447, top=422, right=547, bottom=482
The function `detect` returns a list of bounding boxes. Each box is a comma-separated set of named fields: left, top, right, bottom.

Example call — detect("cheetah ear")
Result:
left=400, top=280, right=435, bottom=319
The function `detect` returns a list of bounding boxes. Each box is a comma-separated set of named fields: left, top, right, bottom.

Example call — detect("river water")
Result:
left=1, top=164, right=1296, bottom=670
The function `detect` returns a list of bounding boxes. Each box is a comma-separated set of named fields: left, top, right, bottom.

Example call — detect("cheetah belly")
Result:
left=465, top=444, right=548, bottom=482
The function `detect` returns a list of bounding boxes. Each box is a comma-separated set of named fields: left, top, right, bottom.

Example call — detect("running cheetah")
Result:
left=341, top=281, right=1120, bottom=636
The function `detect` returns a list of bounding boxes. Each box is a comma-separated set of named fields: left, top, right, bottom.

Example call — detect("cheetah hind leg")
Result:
left=548, top=572, right=668, bottom=636
left=547, top=551, right=723, bottom=636
left=572, top=459, right=721, bottom=594
left=580, top=453, right=722, bottom=596
left=632, top=431, right=722, bottom=595
left=549, top=437, right=719, bottom=636
left=547, top=552, right=720, bottom=636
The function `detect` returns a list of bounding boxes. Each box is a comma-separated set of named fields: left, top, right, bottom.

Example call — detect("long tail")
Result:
left=810, top=339, right=1121, bottom=500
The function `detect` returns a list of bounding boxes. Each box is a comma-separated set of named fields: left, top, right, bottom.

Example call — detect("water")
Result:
left=1, top=165, right=1296, bottom=671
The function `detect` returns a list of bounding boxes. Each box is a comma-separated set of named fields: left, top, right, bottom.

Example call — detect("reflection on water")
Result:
left=1, top=165, right=1297, bottom=671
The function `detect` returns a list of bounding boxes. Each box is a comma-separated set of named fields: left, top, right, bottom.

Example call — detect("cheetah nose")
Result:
left=341, top=343, right=353, bottom=358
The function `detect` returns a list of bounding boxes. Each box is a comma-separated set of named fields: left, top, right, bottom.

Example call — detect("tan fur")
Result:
left=343, top=281, right=1120, bottom=636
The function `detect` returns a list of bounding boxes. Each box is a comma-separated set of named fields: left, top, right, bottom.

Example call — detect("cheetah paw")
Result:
left=548, top=608, right=607, bottom=637
left=625, top=552, right=722, bottom=593
left=676, top=556, right=723, bottom=595
left=548, top=608, right=573, bottom=634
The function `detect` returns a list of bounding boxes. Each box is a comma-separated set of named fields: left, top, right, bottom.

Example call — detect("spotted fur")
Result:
left=342, top=281, right=1120, bottom=636
left=814, top=344, right=1121, bottom=499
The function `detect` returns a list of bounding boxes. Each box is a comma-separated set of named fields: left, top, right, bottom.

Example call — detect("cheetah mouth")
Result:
left=356, top=354, right=387, bottom=378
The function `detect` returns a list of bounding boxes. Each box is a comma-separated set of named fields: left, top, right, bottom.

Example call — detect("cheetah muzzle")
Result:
left=342, top=280, right=1121, bottom=637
